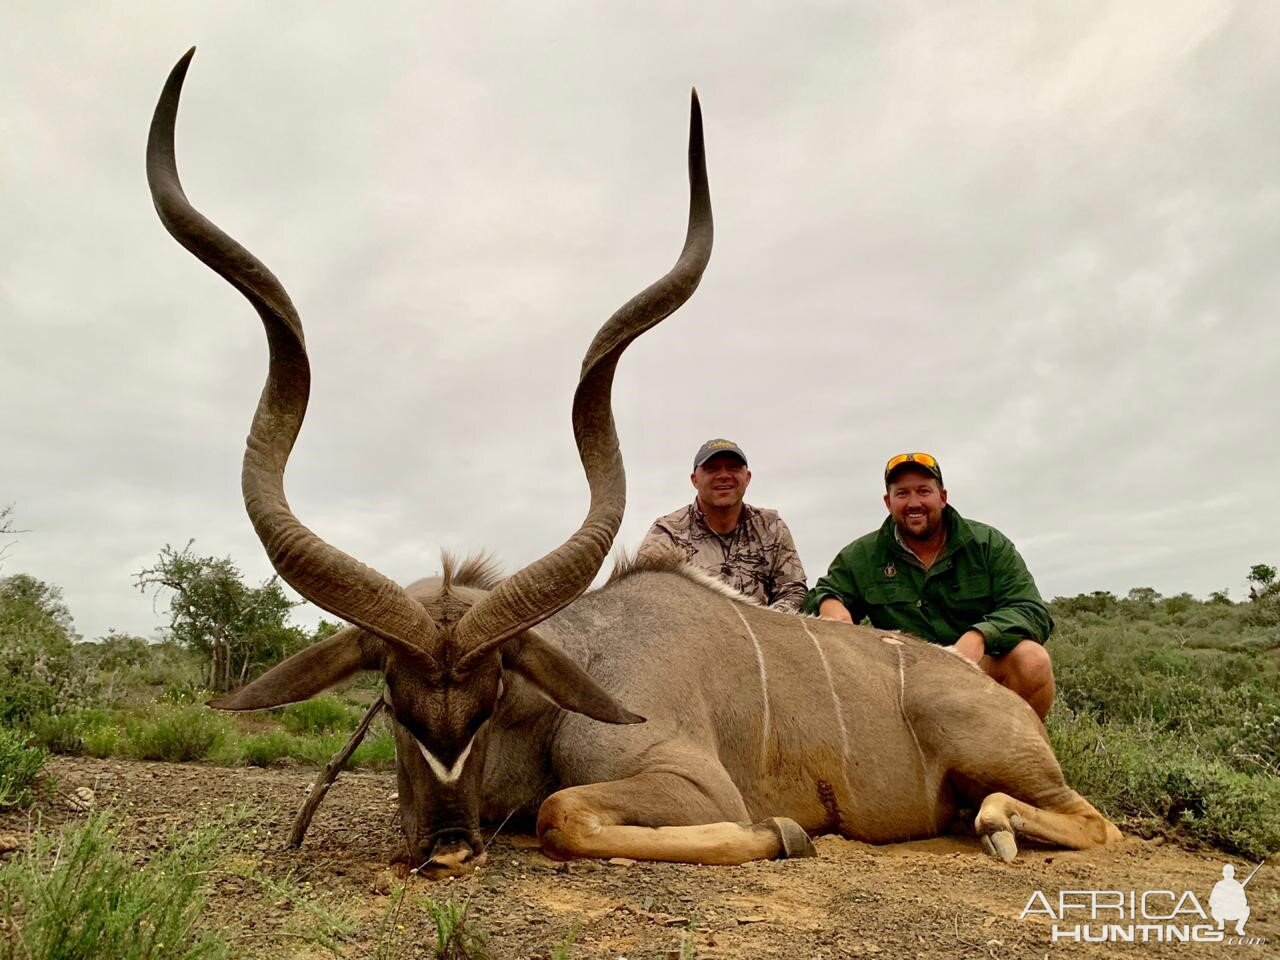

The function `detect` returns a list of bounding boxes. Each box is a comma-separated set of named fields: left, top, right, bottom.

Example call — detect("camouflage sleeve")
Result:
left=636, top=522, right=679, bottom=562
left=766, top=518, right=808, bottom=614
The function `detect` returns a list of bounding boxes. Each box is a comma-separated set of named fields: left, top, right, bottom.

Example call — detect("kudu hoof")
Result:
left=980, top=830, right=1017, bottom=863
left=767, top=817, right=817, bottom=859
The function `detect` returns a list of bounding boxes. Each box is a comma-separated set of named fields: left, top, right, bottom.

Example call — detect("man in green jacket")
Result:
left=804, top=452, right=1055, bottom=719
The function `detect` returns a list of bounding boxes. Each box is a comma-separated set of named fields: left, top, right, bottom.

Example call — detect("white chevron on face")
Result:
left=414, top=732, right=477, bottom=784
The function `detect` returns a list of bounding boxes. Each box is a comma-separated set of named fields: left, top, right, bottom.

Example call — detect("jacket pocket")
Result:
left=863, top=581, right=919, bottom=607
left=942, top=575, right=991, bottom=620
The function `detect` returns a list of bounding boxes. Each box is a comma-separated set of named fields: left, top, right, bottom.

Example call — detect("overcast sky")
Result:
left=4, top=2, right=1278, bottom=641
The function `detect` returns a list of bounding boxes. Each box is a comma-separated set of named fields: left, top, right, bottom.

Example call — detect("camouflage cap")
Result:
left=693, top=438, right=748, bottom=470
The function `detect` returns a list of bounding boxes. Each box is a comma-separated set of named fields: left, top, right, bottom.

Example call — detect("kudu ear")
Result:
left=504, top=630, right=645, bottom=725
left=208, top=626, right=382, bottom=711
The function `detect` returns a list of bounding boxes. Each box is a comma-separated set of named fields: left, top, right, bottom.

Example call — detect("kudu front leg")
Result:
left=536, top=771, right=815, bottom=865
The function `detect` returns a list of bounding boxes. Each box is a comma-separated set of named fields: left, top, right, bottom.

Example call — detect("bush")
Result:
left=0, top=574, right=86, bottom=725
left=29, top=709, right=117, bottom=757
left=229, top=731, right=294, bottom=767
left=0, top=813, right=228, bottom=960
left=1050, top=709, right=1280, bottom=858
left=279, top=695, right=361, bottom=735
left=125, top=704, right=229, bottom=762
left=0, top=728, right=46, bottom=810
left=351, top=728, right=397, bottom=769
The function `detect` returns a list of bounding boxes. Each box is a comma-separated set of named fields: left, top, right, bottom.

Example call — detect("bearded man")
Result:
left=804, top=452, right=1055, bottom=719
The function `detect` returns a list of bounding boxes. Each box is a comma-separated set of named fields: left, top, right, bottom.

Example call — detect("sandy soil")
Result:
left=3, top=757, right=1275, bottom=959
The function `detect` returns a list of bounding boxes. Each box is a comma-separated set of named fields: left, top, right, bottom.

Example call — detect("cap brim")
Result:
left=885, top=463, right=942, bottom=484
left=695, top=452, right=747, bottom=469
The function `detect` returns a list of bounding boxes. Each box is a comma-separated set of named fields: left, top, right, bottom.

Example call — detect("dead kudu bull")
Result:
left=147, top=50, right=1121, bottom=877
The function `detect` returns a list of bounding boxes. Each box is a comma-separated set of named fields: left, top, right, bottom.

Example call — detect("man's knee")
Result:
left=1006, top=640, right=1053, bottom=688
left=987, top=640, right=1051, bottom=685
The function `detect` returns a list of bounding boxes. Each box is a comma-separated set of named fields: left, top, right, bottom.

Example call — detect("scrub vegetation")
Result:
left=0, top=522, right=1277, bottom=956
left=1046, top=580, right=1280, bottom=857
left=1, top=542, right=1277, bottom=854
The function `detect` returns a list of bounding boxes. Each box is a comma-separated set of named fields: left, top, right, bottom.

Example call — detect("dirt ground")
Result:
left=3, top=757, right=1276, bottom=959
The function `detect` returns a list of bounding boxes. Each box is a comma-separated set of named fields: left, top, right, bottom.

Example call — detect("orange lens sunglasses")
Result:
left=884, top=452, right=939, bottom=474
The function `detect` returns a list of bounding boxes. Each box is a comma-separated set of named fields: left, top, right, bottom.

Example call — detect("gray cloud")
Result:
left=3, top=2, right=1277, bottom=640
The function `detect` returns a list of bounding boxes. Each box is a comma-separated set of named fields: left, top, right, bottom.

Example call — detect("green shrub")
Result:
left=231, top=731, right=293, bottom=767
left=279, top=695, right=360, bottom=735
left=351, top=728, right=397, bottom=769
left=29, top=709, right=116, bottom=756
left=0, top=574, right=83, bottom=725
left=0, top=728, right=46, bottom=810
left=80, top=723, right=123, bottom=759
left=1049, top=709, right=1280, bottom=858
left=125, top=704, right=229, bottom=762
left=0, top=813, right=228, bottom=960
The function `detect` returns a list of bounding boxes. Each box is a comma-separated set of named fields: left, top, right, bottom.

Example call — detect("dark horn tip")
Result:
left=171, top=46, right=196, bottom=80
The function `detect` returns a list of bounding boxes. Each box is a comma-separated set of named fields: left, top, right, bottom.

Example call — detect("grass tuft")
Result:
left=279, top=695, right=361, bottom=735
left=125, top=704, right=230, bottom=762
left=0, top=812, right=228, bottom=960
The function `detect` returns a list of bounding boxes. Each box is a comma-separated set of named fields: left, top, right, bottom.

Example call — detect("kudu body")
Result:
left=147, top=51, right=1120, bottom=876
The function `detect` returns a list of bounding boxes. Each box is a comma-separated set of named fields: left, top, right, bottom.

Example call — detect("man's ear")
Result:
left=208, top=626, right=382, bottom=711
left=503, top=629, right=645, bottom=725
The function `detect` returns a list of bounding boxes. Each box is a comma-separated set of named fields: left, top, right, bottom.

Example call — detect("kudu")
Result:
left=148, top=50, right=1121, bottom=877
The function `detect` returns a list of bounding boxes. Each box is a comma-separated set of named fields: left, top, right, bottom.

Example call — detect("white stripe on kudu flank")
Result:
left=415, top=733, right=476, bottom=785
left=895, top=646, right=928, bottom=777
left=730, top=602, right=771, bottom=757
left=800, top=618, right=850, bottom=764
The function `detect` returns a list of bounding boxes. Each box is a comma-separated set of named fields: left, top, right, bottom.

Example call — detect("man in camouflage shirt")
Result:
left=637, top=439, right=808, bottom=613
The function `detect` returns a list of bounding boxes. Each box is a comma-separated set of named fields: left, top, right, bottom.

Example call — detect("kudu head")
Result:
left=146, top=49, right=712, bottom=875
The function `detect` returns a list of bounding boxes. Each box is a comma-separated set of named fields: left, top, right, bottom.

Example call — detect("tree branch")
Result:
left=288, top=697, right=386, bottom=848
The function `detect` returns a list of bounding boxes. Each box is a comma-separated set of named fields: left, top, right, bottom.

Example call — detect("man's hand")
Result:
left=818, top=598, right=854, bottom=624
left=951, top=629, right=986, bottom=663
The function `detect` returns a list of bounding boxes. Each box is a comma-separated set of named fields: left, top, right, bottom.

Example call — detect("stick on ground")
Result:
left=288, top=697, right=386, bottom=848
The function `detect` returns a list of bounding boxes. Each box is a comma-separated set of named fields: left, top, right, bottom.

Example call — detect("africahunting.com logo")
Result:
left=1019, top=860, right=1268, bottom=946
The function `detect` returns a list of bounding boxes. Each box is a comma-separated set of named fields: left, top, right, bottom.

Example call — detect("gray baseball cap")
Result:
left=693, top=438, right=748, bottom=470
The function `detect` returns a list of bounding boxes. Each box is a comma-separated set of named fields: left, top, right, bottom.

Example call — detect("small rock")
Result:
left=661, top=916, right=689, bottom=927
left=608, top=857, right=636, bottom=867
left=736, top=915, right=768, bottom=925
left=0, top=833, right=24, bottom=854
left=64, top=787, right=95, bottom=812
left=272, top=898, right=290, bottom=910
left=371, top=869, right=397, bottom=895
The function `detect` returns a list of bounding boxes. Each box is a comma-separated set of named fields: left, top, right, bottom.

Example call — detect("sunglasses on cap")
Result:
left=884, top=452, right=942, bottom=484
